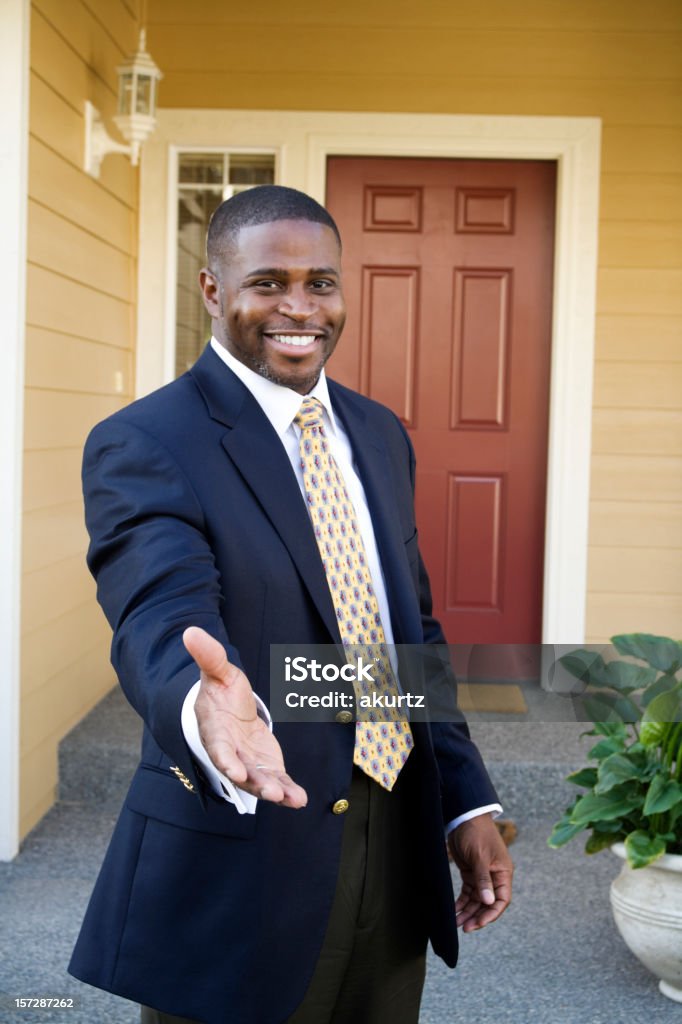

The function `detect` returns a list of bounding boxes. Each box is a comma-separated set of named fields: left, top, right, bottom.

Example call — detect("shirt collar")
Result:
left=210, top=337, right=338, bottom=439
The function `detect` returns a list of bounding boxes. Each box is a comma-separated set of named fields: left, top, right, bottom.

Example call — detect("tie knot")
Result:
left=295, top=396, right=325, bottom=432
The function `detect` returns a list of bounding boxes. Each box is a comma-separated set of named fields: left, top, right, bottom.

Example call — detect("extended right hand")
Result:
left=183, top=626, right=308, bottom=809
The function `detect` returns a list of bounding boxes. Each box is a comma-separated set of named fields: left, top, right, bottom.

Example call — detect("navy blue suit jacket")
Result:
left=68, top=344, right=499, bottom=1023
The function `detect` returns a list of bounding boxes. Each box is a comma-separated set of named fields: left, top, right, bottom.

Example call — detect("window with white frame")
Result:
left=174, top=151, right=276, bottom=377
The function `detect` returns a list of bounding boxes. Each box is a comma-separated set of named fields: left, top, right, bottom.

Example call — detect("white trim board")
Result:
left=0, top=0, right=30, bottom=861
left=138, top=110, right=601, bottom=646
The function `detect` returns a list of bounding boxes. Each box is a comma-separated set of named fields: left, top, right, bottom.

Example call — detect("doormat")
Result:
left=457, top=683, right=528, bottom=714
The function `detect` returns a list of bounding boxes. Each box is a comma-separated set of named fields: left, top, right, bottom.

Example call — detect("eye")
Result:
left=252, top=279, right=282, bottom=291
left=310, top=279, right=335, bottom=291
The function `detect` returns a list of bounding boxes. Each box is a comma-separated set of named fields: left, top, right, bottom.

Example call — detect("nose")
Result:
left=277, top=284, right=316, bottom=321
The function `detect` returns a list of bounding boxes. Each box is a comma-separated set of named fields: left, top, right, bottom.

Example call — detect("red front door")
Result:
left=326, top=156, right=556, bottom=645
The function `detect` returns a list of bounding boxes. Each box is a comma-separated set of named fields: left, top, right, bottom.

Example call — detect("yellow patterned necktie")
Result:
left=294, top=396, right=413, bottom=791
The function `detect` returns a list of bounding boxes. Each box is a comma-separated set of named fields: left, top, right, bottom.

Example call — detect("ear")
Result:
left=199, top=267, right=221, bottom=318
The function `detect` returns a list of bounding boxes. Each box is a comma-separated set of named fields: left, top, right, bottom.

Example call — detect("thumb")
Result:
left=477, top=874, right=495, bottom=905
left=183, top=626, right=231, bottom=681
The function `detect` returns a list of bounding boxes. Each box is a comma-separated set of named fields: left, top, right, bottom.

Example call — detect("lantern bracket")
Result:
left=84, top=101, right=136, bottom=178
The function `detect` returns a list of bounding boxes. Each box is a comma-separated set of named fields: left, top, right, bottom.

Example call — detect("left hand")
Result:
left=447, top=813, right=514, bottom=933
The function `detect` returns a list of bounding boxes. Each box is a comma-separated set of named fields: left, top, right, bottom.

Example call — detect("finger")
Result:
left=257, top=774, right=308, bottom=809
left=250, top=776, right=300, bottom=807
left=209, top=747, right=249, bottom=787
left=479, top=883, right=495, bottom=905
left=455, top=888, right=480, bottom=926
left=258, top=782, right=308, bottom=808
left=460, top=873, right=513, bottom=931
left=462, top=898, right=509, bottom=932
left=219, top=773, right=307, bottom=809
left=489, top=871, right=513, bottom=907
left=456, top=900, right=481, bottom=928
left=469, top=847, right=513, bottom=906
left=472, top=868, right=496, bottom=905
left=274, top=778, right=308, bottom=809
left=183, top=626, right=231, bottom=681
left=454, top=882, right=475, bottom=914
left=241, top=763, right=308, bottom=809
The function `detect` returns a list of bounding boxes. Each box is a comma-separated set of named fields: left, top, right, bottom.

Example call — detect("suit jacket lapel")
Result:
left=190, top=346, right=341, bottom=643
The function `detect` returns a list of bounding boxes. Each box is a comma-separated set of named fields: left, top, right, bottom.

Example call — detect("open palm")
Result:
left=184, top=626, right=308, bottom=809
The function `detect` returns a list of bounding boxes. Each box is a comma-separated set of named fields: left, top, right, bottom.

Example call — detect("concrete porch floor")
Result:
left=1, top=686, right=680, bottom=1024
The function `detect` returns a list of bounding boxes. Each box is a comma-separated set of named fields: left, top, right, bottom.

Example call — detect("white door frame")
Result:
left=138, top=110, right=601, bottom=646
left=0, top=0, right=29, bottom=861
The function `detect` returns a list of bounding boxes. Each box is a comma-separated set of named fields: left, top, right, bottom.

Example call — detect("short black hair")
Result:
left=206, top=185, right=341, bottom=267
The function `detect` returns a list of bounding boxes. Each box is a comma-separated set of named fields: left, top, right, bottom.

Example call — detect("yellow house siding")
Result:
left=596, top=315, right=681, bottom=363
left=587, top=595, right=682, bottom=642
left=21, top=0, right=139, bottom=838
left=592, top=88, right=682, bottom=641
left=146, top=0, right=681, bottom=646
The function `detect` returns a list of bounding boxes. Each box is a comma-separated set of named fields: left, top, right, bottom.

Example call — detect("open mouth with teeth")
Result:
left=266, top=333, right=321, bottom=350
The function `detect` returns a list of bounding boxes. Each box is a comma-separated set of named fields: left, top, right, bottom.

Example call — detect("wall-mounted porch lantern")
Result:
left=84, top=28, right=162, bottom=178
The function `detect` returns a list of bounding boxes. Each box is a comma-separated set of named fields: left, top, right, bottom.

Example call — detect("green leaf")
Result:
left=547, top=817, right=585, bottom=848
left=592, top=721, right=628, bottom=740
left=624, top=830, right=666, bottom=869
left=559, top=649, right=658, bottom=693
left=586, top=658, right=656, bottom=694
left=595, top=753, right=646, bottom=794
left=584, top=692, right=640, bottom=725
left=642, top=673, right=680, bottom=707
left=558, top=650, right=604, bottom=685
left=612, top=634, right=682, bottom=674
left=640, top=721, right=666, bottom=748
left=585, top=832, right=618, bottom=854
left=588, top=737, right=626, bottom=760
left=643, top=774, right=682, bottom=816
left=592, top=819, right=624, bottom=833
left=582, top=696, right=623, bottom=726
left=603, top=662, right=658, bottom=694
left=566, top=767, right=598, bottom=788
left=570, top=789, right=642, bottom=828
left=614, top=745, right=647, bottom=770
left=642, top=688, right=682, bottom=726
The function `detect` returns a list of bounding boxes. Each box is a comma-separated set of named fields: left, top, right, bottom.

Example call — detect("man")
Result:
left=69, top=186, right=512, bottom=1024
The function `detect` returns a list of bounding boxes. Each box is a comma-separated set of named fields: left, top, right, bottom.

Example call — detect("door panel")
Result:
left=326, top=157, right=556, bottom=645
left=361, top=266, right=419, bottom=424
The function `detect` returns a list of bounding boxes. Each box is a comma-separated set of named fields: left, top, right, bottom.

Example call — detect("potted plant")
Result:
left=548, top=633, right=682, bottom=1002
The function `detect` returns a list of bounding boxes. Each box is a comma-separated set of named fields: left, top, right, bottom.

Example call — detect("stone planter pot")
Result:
left=610, top=842, right=682, bottom=1002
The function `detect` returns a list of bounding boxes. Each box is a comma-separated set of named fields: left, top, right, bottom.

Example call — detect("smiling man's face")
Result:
left=200, top=219, right=346, bottom=395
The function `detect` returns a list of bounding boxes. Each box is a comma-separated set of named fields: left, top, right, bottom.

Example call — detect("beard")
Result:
left=249, top=341, right=334, bottom=395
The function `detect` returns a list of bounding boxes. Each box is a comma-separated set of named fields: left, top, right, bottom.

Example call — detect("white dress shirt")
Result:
left=182, top=338, right=502, bottom=830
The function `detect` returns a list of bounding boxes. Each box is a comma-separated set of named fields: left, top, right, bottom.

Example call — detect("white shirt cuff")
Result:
left=180, top=680, right=273, bottom=815
left=445, top=803, right=504, bottom=836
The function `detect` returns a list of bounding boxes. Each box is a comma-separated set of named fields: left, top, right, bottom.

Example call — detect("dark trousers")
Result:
left=141, top=763, right=428, bottom=1024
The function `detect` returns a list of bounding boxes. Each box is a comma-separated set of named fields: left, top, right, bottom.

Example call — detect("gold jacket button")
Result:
left=332, top=799, right=349, bottom=815
left=335, top=711, right=353, bottom=725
